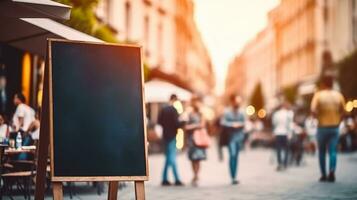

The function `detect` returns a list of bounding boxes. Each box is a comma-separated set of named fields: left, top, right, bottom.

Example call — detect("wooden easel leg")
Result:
left=35, top=52, right=51, bottom=200
left=135, top=181, right=145, bottom=200
left=52, top=182, right=63, bottom=200
left=108, top=181, right=119, bottom=200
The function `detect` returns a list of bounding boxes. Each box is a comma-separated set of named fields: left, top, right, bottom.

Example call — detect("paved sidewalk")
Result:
left=4, top=147, right=357, bottom=199
left=140, top=148, right=357, bottom=200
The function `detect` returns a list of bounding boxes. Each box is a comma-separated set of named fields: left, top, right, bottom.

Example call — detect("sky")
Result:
left=193, top=0, right=280, bottom=95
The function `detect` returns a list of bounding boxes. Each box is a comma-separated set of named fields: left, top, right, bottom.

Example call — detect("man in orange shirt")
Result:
left=311, top=75, right=345, bottom=182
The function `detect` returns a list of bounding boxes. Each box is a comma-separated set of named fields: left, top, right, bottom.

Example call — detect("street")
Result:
left=1, top=0, right=357, bottom=199
left=21, top=145, right=357, bottom=200
left=135, top=148, right=357, bottom=200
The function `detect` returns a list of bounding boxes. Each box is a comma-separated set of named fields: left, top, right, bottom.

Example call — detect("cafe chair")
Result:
left=0, top=144, right=38, bottom=200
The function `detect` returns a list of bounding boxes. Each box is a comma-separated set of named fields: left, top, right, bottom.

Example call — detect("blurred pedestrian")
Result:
left=215, top=114, right=225, bottom=162
left=311, top=75, right=345, bottom=182
left=158, top=94, right=184, bottom=186
left=185, top=97, right=208, bottom=187
left=27, top=110, right=41, bottom=141
left=0, top=65, right=12, bottom=119
left=305, top=113, right=318, bottom=154
left=0, top=114, right=9, bottom=142
left=272, top=100, right=294, bottom=171
left=220, top=94, right=245, bottom=185
left=12, top=92, right=35, bottom=132
left=339, top=115, right=355, bottom=152
left=290, top=122, right=305, bottom=166
left=242, top=116, right=254, bottom=150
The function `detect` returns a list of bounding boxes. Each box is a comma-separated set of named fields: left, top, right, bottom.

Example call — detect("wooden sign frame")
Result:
left=35, top=39, right=149, bottom=200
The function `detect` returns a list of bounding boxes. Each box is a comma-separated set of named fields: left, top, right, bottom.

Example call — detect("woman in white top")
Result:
left=27, top=111, right=40, bottom=140
left=0, top=114, right=8, bottom=142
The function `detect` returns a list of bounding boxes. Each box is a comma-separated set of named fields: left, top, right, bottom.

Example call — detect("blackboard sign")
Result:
left=45, top=39, right=148, bottom=182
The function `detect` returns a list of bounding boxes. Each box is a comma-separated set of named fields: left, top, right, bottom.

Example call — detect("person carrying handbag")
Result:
left=185, top=97, right=209, bottom=187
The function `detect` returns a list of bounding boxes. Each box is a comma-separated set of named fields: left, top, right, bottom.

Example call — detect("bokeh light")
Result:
left=353, top=99, right=357, bottom=108
left=345, top=101, right=354, bottom=112
left=176, top=129, right=184, bottom=150
left=173, top=100, right=184, bottom=114
left=246, top=105, right=255, bottom=116
left=257, top=109, right=266, bottom=118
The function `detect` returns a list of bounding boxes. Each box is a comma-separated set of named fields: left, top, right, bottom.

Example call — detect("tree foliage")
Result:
left=250, top=83, right=265, bottom=110
left=282, top=85, right=297, bottom=104
left=338, top=50, right=357, bottom=99
left=55, top=0, right=117, bottom=43
left=55, top=0, right=150, bottom=81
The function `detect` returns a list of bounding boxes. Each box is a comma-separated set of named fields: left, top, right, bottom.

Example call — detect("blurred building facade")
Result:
left=270, top=0, right=324, bottom=95
left=225, top=0, right=357, bottom=111
left=224, top=55, right=245, bottom=102
left=225, top=26, right=277, bottom=109
left=174, top=0, right=214, bottom=94
left=327, top=0, right=357, bottom=61
left=96, top=0, right=214, bottom=94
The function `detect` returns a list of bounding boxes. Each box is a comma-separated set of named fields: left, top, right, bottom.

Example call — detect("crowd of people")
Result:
left=0, top=92, right=40, bottom=159
left=158, top=93, right=247, bottom=186
left=1, top=76, right=351, bottom=188
left=156, top=74, right=349, bottom=187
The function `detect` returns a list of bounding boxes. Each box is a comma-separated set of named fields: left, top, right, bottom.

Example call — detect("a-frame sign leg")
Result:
left=135, top=181, right=145, bottom=200
left=35, top=45, right=51, bottom=200
left=53, top=182, right=63, bottom=200
left=108, top=181, right=119, bottom=200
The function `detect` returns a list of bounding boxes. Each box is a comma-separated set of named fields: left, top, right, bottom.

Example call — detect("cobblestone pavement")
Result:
left=5, top=146, right=357, bottom=200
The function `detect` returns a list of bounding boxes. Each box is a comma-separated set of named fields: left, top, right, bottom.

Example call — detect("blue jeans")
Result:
left=162, top=139, right=180, bottom=182
left=275, top=135, right=288, bottom=167
left=228, top=132, right=244, bottom=181
left=317, top=127, right=339, bottom=176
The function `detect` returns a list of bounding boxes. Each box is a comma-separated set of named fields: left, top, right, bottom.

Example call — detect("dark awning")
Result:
left=0, top=17, right=103, bottom=56
left=0, top=0, right=71, bottom=20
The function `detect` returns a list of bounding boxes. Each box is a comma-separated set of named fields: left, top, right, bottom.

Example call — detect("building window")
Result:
left=97, top=0, right=109, bottom=23
left=107, top=0, right=111, bottom=23
left=157, top=22, right=163, bottom=64
left=125, top=1, right=131, bottom=41
left=144, top=15, right=150, bottom=57
left=353, top=0, right=357, bottom=45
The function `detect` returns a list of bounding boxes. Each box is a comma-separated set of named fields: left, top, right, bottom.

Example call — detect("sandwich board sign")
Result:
left=35, top=39, right=148, bottom=200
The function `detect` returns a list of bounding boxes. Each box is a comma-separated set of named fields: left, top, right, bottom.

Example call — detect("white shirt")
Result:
left=13, top=103, right=35, bottom=131
left=31, top=128, right=40, bottom=140
left=254, top=120, right=264, bottom=132
left=244, top=119, right=253, bottom=133
left=272, top=108, right=294, bottom=136
left=0, top=124, right=8, bottom=139
left=305, top=117, right=318, bottom=136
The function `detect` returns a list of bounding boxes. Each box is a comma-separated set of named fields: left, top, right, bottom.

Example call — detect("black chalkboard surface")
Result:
left=48, top=39, right=147, bottom=181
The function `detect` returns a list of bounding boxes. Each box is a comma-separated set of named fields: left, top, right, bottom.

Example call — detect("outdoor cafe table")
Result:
left=5, top=146, right=36, bottom=155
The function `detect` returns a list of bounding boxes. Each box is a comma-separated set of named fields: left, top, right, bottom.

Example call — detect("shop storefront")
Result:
left=0, top=44, right=44, bottom=118
left=0, top=1, right=102, bottom=118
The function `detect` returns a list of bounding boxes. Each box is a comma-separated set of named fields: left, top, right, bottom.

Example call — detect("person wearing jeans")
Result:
left=227, top=132, right=244, bottom=183
left=162, top=138, right=180, bottom=184
left=275, top=135, right=289, bottom=169
left=220, top=94, right=245, bottom=185
left=272, top=101, right=294, bottom=171
left=158, top=94, right=183, bottom=186
left=311, top=75, right=345, bottom=182
left=316, top=127, right=339, bottom=180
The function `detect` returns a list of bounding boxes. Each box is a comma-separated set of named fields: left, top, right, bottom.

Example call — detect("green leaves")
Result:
left=54, top=0, right=117, bottom=43
left=250, top=83, right=265, bottom=111
left=54, top=0, right=151, bottom=82
left=67, top=7, right=96, bottom=34
left=338, top=50, right=357, bottom=99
